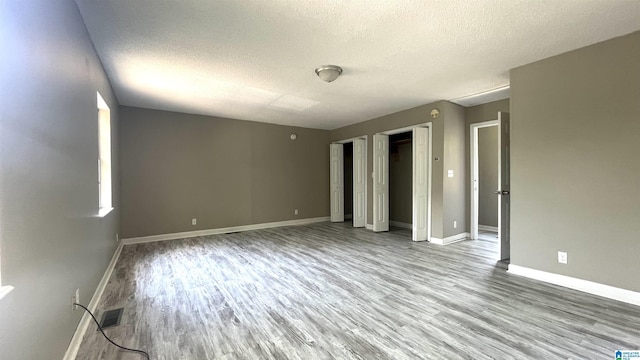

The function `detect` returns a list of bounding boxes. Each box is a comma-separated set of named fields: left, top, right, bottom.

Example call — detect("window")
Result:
left=97, top=92, right=112, bottom=216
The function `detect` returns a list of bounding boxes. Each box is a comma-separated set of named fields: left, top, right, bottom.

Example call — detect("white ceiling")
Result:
left=75, top=0, right=640, bottom=130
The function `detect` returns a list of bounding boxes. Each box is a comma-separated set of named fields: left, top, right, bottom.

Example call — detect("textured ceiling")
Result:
left=75, top=0, right=640, bottom=130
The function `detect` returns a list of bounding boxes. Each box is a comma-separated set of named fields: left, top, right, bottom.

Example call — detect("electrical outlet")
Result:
left=191, top=218, right=197, bottom=225
left=453, top=221, right=457, bottom=228
left=115, top=233, right=119, bottom=242
left=558, top=251, right=568, bottom=264
left=294, top=209, right=298, bottom=215
left=72, top=288, right=80, bottom=311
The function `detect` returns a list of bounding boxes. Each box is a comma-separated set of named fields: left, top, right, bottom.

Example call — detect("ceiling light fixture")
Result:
left=315, top=65, right=343, bottom=83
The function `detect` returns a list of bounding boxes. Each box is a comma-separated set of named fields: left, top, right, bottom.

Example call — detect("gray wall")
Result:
left=478, top=126, right=498, bottom=227
left=510, top=30, right=640, bottom=291
left=389, top=141, right=413, bottom=224
left=442, top=102, right=467, bottom=238
left=119, top=107, right=330, bottom=238
left=330, top=100, right=467, bottom=239
left=0, top=1, right=121, bottom=359
left=465, top=99, right=510, bottom=231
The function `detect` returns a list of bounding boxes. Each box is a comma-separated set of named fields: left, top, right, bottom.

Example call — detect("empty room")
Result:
left=2, top=1, right=640, bottom=359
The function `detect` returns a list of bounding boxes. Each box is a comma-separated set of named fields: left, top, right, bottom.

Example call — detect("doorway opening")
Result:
left=389, top=132, right=413, bottom=232
left=470, top=112, right=510, bottom=263
left=344, top=142, right=353, bottom=225
left=473, top=123, right=499, bottom=256
left=371, top=124, right=432, bottom=242
left=330, top=136, right=366, bottom=227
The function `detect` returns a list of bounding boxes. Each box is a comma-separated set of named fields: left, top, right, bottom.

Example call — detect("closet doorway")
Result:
left=372, top=124, right=432, bottom=242
left=330, top=136, right=366, bottom=227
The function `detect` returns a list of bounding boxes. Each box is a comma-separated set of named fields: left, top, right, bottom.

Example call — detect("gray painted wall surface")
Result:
left=464, top=99, right=510, bottom=231
left=510, top=30, right=640, bottom=291
left=478, top=127, right=498, bottom=227
left=119, top=107, right=330, bottom=238
left=389, top=141, right=412, bottom=224
left=442, top=102, right=467, bottom=238
left=0, top=1, right=120, bottom=359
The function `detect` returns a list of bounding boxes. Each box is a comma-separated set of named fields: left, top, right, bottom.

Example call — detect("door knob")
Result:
left=495, top=190, right=510, bottom=195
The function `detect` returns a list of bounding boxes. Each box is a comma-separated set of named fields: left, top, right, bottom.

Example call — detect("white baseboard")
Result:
left=63, top=241, right=124, bottom=360
left=508, top=264, right=640, bottom=307
left=478, top=225, right=498, bottom=232
left=389, top=220, right=412, bottom=229
left=365, top=223, right=373, bottom=230
left=123, top=216, right=330, bottom=245
left=430, top=232, right=470, bottom=245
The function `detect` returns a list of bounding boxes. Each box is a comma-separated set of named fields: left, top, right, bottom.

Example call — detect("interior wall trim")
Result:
left=430, top=232, right=470, bottom=245
left=0, top=285, right=14, bottom=301
left=122, top=217, right=330, bottom=245
left=389, top=220, right=412, bottom=229
left=478, top=225, right=499, bottom=232
left=63, top=241, right=124, bottom=360
left=508, top=264, right=640, bottom=307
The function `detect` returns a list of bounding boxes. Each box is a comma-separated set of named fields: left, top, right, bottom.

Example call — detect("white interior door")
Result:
left=373, top=134, right=389, bottom=232
left=498, top=112, right=510, bottom=260
left=471, top=126, right=479, bottom=241
left=412, top=127, right=429, bottom=241
left=353, top=138, right=366, bottom=228
left=330, top=144, right=344, bottom=222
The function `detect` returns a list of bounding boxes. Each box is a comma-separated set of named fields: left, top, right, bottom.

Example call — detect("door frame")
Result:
left=332, top=135, right=368, bottom=227
left=375, top=122, right=433, bottom=241
left=469, top=120, right=499, bottom=241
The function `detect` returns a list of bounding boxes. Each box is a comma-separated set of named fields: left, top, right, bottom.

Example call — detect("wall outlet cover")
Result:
left=558, top=251, right=568, bottom=264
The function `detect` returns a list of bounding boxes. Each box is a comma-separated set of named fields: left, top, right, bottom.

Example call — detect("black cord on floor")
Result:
left=74, top=303, right=150, bottom=360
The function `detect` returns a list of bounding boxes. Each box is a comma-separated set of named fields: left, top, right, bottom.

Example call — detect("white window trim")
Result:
left=98, top=207, right=114, bottom=218
left=0, top=285, right=14, bottom=300
left=0, top=223, right=13, bottom=299
left=97, top=92, right=113, bottom=216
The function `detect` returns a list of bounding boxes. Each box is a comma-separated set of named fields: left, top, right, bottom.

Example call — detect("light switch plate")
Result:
left=448, top=170, right=454, bottom=178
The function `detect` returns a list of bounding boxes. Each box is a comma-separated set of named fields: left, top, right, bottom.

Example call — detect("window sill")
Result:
left=98, top=207, right=114, bottom=218
left=0, top=286, right=14, bottom=301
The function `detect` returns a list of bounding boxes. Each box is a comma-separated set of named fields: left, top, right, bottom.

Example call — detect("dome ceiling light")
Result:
left=315, top=65, right=343, bottom=83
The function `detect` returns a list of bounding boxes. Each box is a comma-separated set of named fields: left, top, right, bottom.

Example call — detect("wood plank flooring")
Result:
left=76, top=222, right=640, bottom=359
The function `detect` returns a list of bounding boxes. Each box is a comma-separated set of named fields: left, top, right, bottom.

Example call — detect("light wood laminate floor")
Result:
left=76, top=222, right=640, bottom=359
